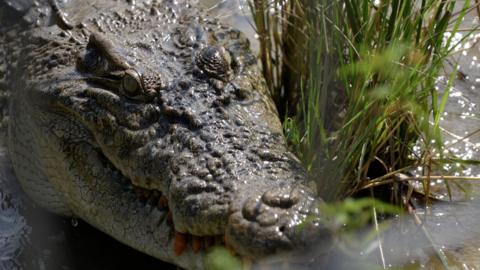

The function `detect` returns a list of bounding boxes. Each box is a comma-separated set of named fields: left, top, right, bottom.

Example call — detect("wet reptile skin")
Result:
left=0, top=0, right=331, bottom=268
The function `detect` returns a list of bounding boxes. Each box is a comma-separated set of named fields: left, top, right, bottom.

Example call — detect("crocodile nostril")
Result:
left=257, top=212, right=278, bottom=227
left=262, top=187, right=300, bottom=208
left=242, top=195, right=261, bottom=221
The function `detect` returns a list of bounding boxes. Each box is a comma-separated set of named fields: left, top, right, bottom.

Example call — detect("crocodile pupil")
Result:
left=123, top=69, right=142, bottom=95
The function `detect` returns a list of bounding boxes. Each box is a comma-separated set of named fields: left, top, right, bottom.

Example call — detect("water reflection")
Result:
left=200, top=0, right=258, bottom=53
left=318, top=200, right=480, bottom=269
left=326, top=6, right=480, bottom=268
left=0, top=149, right=28, bottom=270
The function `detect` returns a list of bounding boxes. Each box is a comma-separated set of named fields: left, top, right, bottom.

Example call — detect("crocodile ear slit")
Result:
left=86, top=32, right=132, bottom=71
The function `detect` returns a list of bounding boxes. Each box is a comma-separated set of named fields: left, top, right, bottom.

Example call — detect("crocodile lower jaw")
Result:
left=128, top=181, right=227, bottom=256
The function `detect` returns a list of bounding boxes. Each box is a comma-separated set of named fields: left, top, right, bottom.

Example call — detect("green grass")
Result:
left=246, top=1, right=480, bottom=268
left=249, top=0, right=477, bottom=202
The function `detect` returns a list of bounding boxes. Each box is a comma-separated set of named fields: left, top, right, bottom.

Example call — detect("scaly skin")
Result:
left=1, top=0, right=331, bottom=268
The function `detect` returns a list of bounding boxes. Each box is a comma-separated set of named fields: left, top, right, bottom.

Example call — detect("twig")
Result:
left=371, top=189, right=386, bottom=269
left=361, top=174, right=480, bottom=190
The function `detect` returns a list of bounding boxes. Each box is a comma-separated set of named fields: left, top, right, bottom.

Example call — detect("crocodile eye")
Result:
left=122, top=69, right=144, bottom=95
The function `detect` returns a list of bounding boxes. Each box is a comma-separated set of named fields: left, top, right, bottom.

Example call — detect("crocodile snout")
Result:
left=226, top=186, right=332, bottom=259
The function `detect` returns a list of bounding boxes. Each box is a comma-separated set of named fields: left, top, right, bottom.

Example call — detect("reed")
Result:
left=249, top=0, right=476, bottom=202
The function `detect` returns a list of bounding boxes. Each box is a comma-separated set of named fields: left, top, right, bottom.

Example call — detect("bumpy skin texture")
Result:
left=1, top=0, right=330, bottom=268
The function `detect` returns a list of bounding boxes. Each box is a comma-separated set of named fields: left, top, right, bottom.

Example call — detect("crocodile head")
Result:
left=11, top=2, right=331, bottom=268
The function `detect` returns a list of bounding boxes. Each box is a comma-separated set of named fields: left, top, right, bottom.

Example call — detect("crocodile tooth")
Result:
left=174, top=231, right=188, bottom=256
left=156, top=198, right=163, bottom=209
left=225, top=236, right=236, bottom=256
left=204, top=236, right=214, bottom=250
left=192, top=236, right=202, bottom=253
left=166, top=211, right=173, bottom=225
left=159, top=195, right=169, bottom=208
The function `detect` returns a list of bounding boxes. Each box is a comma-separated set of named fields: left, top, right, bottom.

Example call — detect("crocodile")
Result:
left=0, top=0, right=331, bottom=268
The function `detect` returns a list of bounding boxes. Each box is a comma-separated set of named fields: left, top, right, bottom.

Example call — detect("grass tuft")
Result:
left=249, top=0, right=477, bottom=202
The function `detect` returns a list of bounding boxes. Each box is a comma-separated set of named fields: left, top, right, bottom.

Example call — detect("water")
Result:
left=199, top=0, right=258, bottom=53
left=0, top=149, right=170, bottom=269
left=0, top=150, right=29, bottom=270
left=325, top=4, right=480, bottom=268
left=2, top=0, right=480, bottom=269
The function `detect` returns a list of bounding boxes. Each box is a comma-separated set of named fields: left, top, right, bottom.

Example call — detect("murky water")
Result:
left=0, top=150, right=170, bottom=269
left=324, top=4, right=480, bottom=268
left=2, top=1, right=480, bottom=269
